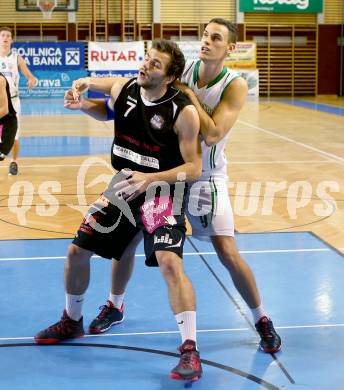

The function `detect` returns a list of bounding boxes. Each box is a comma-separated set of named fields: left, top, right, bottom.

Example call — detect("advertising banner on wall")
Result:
left=175, top=41, right=201, bottom=61
left=12, top=42, right=85, bottom=70
left=225, top=42, right=256, bottom=70
left=19, top=70, right=88, bottom=98
left=174, top=41, right=257, bottom=70
left=87, top=70, right=139, bottom=98
left=147, top=40, right=201, bottom=61
left=239, top=0, right=323, bottom=13
left=237, top=69, right=259, bottom=97
left=88, top=42, right=145, bottom=71
left=148, top=41, right=259, bottom=96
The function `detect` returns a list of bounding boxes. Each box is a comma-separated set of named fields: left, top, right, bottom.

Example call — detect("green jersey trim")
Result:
left=192, top=60, right=201, bottom=85
left=192, top=60, right=229, bottom=89
left=220, top=75, right=241, bottom=100
left=206, top=67, right=228, bottom=89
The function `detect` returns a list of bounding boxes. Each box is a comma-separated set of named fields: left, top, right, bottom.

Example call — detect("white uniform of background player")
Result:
left=0, top=27, right=37, bottom=175
left=1, top=51, right=21, bottom=140
left=174, top=20, right=280, bottom=353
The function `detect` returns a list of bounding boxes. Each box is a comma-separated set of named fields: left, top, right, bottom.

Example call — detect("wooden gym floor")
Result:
left=0, top=96, right=343, bottom=253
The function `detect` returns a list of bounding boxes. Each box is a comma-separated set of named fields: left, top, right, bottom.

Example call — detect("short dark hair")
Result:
left=151, top=39, right=185, bottom=82
left=0, top=27, right=13, bottom=37
left=208, top=18, right=238, bottom=43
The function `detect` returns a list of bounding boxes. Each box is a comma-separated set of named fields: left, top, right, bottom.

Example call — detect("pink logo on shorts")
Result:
left=0, top=124, right=3, bottom=142
left=140, top=195, right=174, bottom=233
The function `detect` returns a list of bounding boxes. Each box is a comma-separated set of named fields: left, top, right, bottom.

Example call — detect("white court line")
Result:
left=0, top=161, right=338, bottom=170
left=2, top=323, right=344, bottom=342
left=0, top=248, right=333, bottom=262
left=0, top=252, right=210, bottom=262
left=239, top=120, right=344, bottom=165
left=0, top=164, right=107, bottom=169
left=229, top=160, right=337, bottom=164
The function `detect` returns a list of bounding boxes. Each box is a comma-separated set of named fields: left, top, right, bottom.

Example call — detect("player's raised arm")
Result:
left=71, top=76, right=123, bottom=97
left=65, top=77, right=129, bottom=121
left=63, top=89, right=110, bottom=121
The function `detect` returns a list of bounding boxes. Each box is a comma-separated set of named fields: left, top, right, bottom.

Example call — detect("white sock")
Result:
left=65, top=293, right=84, bottom=321
left=109, top=292, right=125, bottom=309
left=251, top=304, right=267, bottom=324
left=175, top=311, right=197, bottom=346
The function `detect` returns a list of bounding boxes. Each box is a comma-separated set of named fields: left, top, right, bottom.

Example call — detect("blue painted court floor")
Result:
left=0, top=232, right=343, bottom=389
left=275, top=99, right=344, bottom=116
left=16, top=97, right=344, bottom=159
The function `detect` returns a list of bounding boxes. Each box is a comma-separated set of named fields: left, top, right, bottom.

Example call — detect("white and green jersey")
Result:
left=182, top=60, right=239, bottom=180
left=0, top=50, right=20, bottom=98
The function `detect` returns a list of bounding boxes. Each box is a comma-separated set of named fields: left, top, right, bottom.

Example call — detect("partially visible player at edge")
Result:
left=0, top=72, right=17, bottom=161
left=0, top=26, right=37, bottom=175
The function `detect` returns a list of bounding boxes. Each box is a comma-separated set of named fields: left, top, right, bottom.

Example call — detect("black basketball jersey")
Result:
left=111, top=78, right=192, bottom=173
left=0, top=72, right=16, bottom=124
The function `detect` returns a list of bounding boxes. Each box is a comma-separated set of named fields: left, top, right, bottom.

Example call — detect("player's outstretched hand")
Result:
left=72, top=77, right=90, bottom=100
left=64, top=89, right=82, bottom=110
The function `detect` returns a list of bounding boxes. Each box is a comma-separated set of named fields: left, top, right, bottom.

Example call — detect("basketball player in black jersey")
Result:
left=35, top=40, right=203, bottom=381
left=69, top=19, right=281, bottom=356
left=0, top=72, right=17, bottom=161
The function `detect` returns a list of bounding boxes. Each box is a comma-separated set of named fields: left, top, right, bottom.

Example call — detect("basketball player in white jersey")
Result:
left=72, top=19, right=281, bottom=353
left=0, top=27, right=37, bottom=175
left=175, top=19, right=280, bottom=352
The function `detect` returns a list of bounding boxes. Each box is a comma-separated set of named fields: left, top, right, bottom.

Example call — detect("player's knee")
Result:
left=157, top=252, right=182, bottom=281
left=67, top=244, right=91, bottom=265
left=215, top=237, right=241, bottom=265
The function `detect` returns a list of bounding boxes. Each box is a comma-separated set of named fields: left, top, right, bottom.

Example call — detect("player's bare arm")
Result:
left=65, top=77, right=129, bottom=121
left=148, top=104, right=201, bottom=183
left=64, top=89, right=110, bottom=120
left=18, top=56, right=37, bottom=88
left=72, top=76, right=123, bottom=96
left=177, top=77, right=248, bottom=146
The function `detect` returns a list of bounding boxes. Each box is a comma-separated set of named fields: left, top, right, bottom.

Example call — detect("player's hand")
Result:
left=27, top=77, right=38, bottom=89
left=113, top=170, right=152, bottom=202
left=126, top=171, right=153, bottom=201
left=72, top=77, right=90, bottom=100
left=64, top=89, right=82, bottom=110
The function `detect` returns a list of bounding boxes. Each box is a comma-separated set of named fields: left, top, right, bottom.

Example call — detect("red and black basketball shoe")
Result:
left=34, top=310, right=84, bottom=344
left=88, top=300, right=124, bottom=334
left=255, top=316, right=281, bottom=353
left=170, top=339, right=203, bottom=381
